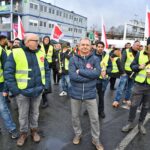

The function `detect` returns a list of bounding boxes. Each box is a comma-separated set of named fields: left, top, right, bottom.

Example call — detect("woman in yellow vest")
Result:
left=40, top=36, right=53, bottom=108
left=122, top=37, right=150, bottom=135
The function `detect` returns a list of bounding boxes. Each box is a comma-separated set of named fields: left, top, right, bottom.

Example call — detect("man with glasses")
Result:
left=4, top=33, right=50, bottom=146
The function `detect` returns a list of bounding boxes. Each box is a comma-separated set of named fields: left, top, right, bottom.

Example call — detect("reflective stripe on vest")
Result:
left=135, top=50, right=150, bottom=84
left=99, top=54, right=109, bottom=79
left=13, top=48, right=45, bottom=89
left=0, top=47, right=4, bottom=83
left=41, top=44, right=53, bottom=63
left=124, top=49, right=134, bottom=71
left=111, top=57, right=119, bottom=73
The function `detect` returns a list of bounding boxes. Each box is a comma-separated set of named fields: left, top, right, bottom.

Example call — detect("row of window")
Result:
left=29, top=21, right=83, bottom=34
left=29, top=3, right=83, bottom=23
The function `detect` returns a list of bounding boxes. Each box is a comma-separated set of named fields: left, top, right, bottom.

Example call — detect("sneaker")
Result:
left=9, top=129, right=19, bottom=139
left=122, top=122, right=134, bottom=132
left=123, top=100, right=131, bottom=107
left=73, top=134, right=82, bottom=145
left=138, top=124, right=146, bottom=135
left=92, top=139, right=104, bottom=150
left=59, top=91, right=67, bottom=96
left=112, top=101, right=119, bottom=108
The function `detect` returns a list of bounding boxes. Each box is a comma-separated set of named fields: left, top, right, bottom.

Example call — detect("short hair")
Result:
left=0, top=35, right=7, bottom=41
left=79, top=38, right=91, bottom=44
left=95, top=41, right=105, bottom=47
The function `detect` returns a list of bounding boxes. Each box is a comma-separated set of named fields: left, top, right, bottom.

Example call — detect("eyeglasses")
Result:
left=29, top=40, right=39, bottom=42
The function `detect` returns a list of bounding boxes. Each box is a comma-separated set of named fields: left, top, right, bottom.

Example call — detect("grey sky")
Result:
left=43, top=0, right=149, bottom=30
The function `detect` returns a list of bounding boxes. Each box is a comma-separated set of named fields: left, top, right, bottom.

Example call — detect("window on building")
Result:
left=49, top=8, right=51, bottom=13
left=34, top=4, right=38, bottom=10
left=40, top=5, right=43, bottom=12
left=60, top=11, right=62, bottom=16
left=52, top=9, right=55, bottom=14
left=56, top=10, right=59, bottom=16
left=40, top=21, right=43, bottom=26
left=63, top=13, right=65, bottom=18
left=66, top=14, right=68, bottom=18
left=44, top=22, right=46, bottom=27
left=29, top=22, right=33, bottom=26
left=44, top=6, right=47, bottom=12
left=30, top=3, right=33, bottom=9
left=34, top=23, right=38, bottom=27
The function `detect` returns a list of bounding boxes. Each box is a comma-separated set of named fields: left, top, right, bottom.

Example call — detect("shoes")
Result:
left=73, top=134, right=82, bottom=145
left=138, top=124, right=146, bottom=135
left=99, top=112, right=105, bottom=118
left=31, top=128, right=41, bottom=143
left=41, top=101, right=49, bottom=109
left=122, top=122, right=134, bottom=132
left=17, top=132, right=27, bottom=146
left=59, top=91, right=67, bottom=96
left=123, top=100, right=131, bottom=107
left=9, top=129, right=19, bottom=139
left=112, top=101, right=119, bottom=108
left=92, top=139, right=104, bottom=150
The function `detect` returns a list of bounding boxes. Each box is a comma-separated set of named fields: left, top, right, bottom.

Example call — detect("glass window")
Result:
left=52, top=9, right=55, bottom=14
left=29, top=22, right=33, bottom=26
left=44, top=22, right=46, bottom=27
left=49, top=8, right=51, bottom=13
left=30, top=3, right=33, bottom=9
left=40, top=5, right=43, bottom=11
left=34, top=5, right=38, bottom=10
left=40, top=21, right=43, bottom=26
left=56, top=10, right=59, bottom=16
left=44, top=6, right=47, bottom=12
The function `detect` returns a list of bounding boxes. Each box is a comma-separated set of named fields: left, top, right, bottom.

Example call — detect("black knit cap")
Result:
left=147, top=37, right=150, bottom=46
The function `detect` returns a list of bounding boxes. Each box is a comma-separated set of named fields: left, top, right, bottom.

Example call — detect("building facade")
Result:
left=0, top=0, right=87, bottom=44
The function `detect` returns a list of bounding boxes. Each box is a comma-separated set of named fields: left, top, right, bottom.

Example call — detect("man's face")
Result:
left=79, top=39, right=91, bottom=55
left=25, top=35, right=39, bottom=50
left=96, top=44, right=104, bottom=54
left=43, top=38, right=50, bottom=45
left=132, top=42, right=140, bottom=51
left=13, top=40, right=20, bottom=47
left=0, top=38, right=8, bottom=46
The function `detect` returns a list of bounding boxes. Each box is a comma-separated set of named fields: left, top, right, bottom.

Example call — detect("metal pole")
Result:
left=123, top=23, right=127, bottom=40
left=10, top=0, right=13, bottom=40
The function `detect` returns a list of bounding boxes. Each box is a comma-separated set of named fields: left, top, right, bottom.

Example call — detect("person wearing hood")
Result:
left=40, top=36, right=53, bottom=108
left=122, top=37, right=150, bottom=135
left=4, top=33, right=50, bottom=146
left=69, top=38, right=104, bottom=150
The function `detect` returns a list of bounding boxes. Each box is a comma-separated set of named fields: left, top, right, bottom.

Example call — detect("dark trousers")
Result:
left=53, top=69, right=60, bottom=84
left=128, top=83, right=150, bottom=123
left=110, top=77, right=116, bottom=89
left=96, top=83, right=105, bottom=113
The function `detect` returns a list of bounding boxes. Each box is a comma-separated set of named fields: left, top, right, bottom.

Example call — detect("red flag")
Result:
left=145, top=6, right=150, bottom=38
left=101, top=17, right=108, bottom=49
left=51, top=24, right=63, bottom=42
left=17, top=16, right=25, bottom=40
left=13, top=23, right=18, bottom=39
left=94, top=31, right=99, bottom=41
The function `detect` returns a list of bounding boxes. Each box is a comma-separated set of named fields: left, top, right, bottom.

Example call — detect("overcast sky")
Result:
left=43, top=0, right=150, bottom=30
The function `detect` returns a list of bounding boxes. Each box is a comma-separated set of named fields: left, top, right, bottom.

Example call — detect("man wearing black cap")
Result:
left=122, top=37, right=150, bottom=134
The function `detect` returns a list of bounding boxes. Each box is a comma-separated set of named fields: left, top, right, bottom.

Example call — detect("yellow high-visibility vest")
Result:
left=135, top=50, right=150, bottom=84
left=124, top=49, right=134, bottom=71
left=13, top=48, right=46, bottom=89
left=111, top=57, right=119, bottom=73
left=0, top=47, right=4, bottom=83
left=41, top=44, right=53, bottom=63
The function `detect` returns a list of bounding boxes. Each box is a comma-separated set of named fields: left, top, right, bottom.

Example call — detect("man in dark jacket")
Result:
left=122, top=37, right=150, bottom=135
left=95, top=41, right=112, bottom=118
left=4, top=33, right=50, bottom=146
left=69, top=38, right=104, bottom=150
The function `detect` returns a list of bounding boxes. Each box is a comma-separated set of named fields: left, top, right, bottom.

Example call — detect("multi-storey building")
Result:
left=0, top=0, right=87, bottom=44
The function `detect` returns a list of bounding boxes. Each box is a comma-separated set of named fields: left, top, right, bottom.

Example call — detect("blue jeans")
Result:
left=59, top=74, right=71, bottom=94
left=0, top=92, right=16, bottom=132
left=114, top=75, right=134, bottom=102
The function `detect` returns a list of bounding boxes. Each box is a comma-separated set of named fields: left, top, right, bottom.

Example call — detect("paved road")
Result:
left=0, top=82, right=149, bottom=150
